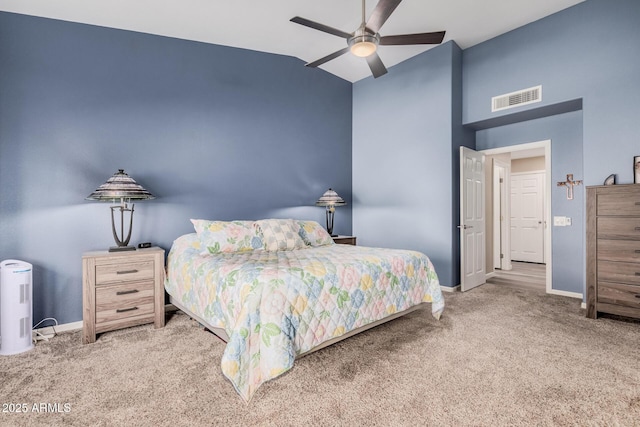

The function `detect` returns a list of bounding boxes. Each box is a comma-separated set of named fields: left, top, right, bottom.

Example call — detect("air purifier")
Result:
left=0, top=259, right=34, bottom=355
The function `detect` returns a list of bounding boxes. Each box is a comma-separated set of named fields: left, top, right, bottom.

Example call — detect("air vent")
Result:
left=491, top=85, right=542, bottom=112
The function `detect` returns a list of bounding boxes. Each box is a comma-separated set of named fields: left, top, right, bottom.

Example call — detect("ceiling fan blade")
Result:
left=366, top=0, right=403, bottom=34
left=305, top=47, right=350, bottom=68
left=380, top=31, right=446, bottom=46
left=290, top=16, right=352, bottom=39
left=366, top=52, right=388, bottom=78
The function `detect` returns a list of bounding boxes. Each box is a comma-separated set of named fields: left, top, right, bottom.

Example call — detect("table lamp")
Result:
left=86, top=169, right=155, bottom=252
left=315, top=188, right=346, bottom=237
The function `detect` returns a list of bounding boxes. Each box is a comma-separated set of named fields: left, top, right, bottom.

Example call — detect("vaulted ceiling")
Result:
left=0, top=0, right=585, bottom=82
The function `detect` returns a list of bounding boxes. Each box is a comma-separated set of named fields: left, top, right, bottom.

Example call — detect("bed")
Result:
left=165, top=218, right=444, bottom=401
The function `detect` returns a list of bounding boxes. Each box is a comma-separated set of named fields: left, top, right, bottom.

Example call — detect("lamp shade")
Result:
left=315, top=188, right=346, bottom=207
left=86, top=169, right=155, bottom=202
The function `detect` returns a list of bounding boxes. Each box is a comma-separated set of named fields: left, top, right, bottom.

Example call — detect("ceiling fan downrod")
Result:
left=350, top=0, right=379, bottom=57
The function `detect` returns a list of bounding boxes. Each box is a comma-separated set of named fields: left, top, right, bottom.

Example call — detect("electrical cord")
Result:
left=32, top=317, right=59, bottom=343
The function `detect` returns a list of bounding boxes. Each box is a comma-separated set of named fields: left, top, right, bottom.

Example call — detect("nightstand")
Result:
left=82, top=247, right=165, bottom=344
left=332, top=235, right=357, bottom=245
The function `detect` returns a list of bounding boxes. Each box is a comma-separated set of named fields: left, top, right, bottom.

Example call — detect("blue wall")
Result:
left=3, top=0, right=640, bottom=324
left=476, top=111, right=584, bottom=294
left=353, top=41, right=472, bottom=288
left=353, top=0, right=639, bottom=295
left=0, top=12, right=353, bottom=325
left=463, top=0, right=640, bottom=296
left=463, top=0, right=640, bottom=186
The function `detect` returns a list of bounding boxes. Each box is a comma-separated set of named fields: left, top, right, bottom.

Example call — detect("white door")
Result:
left=510, top=172, right=545, bottom=263
left=460, top=147, right=486, bottom=292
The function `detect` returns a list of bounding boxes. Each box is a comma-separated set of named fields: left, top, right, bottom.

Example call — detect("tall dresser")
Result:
left=586, top=184, right=640, bottom=319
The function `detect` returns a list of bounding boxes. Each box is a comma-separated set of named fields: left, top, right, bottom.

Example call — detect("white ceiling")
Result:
left=0, top=0, right=585, bottom=82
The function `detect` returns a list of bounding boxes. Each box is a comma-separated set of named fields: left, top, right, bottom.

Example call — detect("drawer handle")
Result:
left=116, top=289, right=139, bottom=296
left=636, top=202, right=640, bottom=206
left=635, top=250, right=640, bottom=254
left=636, top=227, right=640, bottom=231
left=636, top=273, right=640, bottom=276
left=116, top=307, right=139, bottom=313
left=116, top=269, right=138, bottom=275
left=636, top=295, right=640, bottom=299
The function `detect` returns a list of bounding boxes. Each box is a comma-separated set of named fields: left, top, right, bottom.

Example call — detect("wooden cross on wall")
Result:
left=557, top=173, right=583, bottom=200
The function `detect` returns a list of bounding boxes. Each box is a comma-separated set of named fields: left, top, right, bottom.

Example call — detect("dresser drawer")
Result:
left=597, top=260, right=640, bottom=285
left=597, top=239, right=640, bottom=262
left=597, top=193, right=640, bottom=216
left=95, top=260, right=155, bottom=285
left=95, top=281, right=155, bottom=324
left=597, top=282, right=640, bottom=309
left=597, top=217, right=640, bottom=240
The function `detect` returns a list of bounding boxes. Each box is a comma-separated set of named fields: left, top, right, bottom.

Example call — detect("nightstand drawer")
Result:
left=95, top=260, right=155, bottom=285
left=95, top=281, right=155, bottom=324
left=333, top=236, right=356, bottom=245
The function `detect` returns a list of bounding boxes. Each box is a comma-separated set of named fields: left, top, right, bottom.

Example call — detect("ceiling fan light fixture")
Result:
left=350, top=40, right=377, bottom=57
left=348, top=33, right=379, bottom=57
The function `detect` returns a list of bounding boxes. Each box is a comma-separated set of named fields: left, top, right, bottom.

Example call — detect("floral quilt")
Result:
left=165, top=233, right=444, bottom=401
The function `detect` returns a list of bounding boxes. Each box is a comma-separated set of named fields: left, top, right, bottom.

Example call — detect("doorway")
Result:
left=481, top=140, right=551, bottom=293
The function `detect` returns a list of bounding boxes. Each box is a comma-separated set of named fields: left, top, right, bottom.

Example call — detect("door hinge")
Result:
left=500, top=178, right=504, bottom=183
left=500, top=253, right=504, bottom=259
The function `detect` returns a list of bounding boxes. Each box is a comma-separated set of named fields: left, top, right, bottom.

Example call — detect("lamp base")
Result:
left=108, top=245, right=136, bottom=252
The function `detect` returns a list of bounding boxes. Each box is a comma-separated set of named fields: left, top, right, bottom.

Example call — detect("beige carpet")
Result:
left=1, top=283, right=639, bottom=427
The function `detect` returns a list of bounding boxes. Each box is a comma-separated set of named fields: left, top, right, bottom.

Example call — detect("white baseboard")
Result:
left=548, top=289, right=583, bottom=300
left=441, top=285, right=460, bottom=293
left=485, top=272, right=496, bottom=280
left=33, top=320, right=82, bottom=341
left=33, top=304, right=179, bottom=340
left=35, top=320, right=82, bottom=335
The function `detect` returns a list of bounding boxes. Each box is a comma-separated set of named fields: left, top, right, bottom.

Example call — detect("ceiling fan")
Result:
left=290, top=0, right=446, bottom=78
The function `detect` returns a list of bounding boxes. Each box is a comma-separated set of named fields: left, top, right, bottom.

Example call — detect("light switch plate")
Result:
left=553, top=216, right=572, bottom=226
left=554, top=216, right=567, bottom=226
